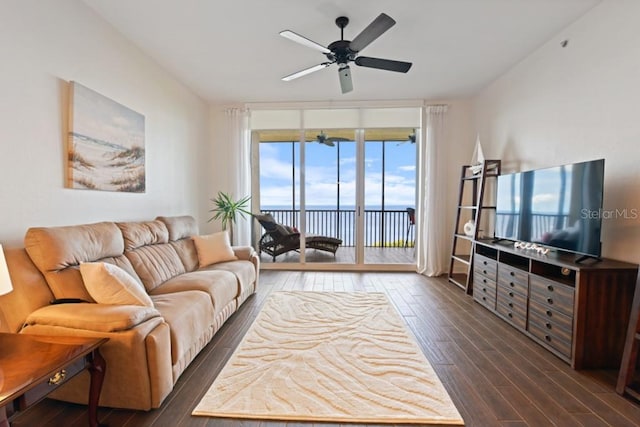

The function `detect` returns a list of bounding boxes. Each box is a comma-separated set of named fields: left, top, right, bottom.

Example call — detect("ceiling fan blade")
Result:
left=327, top=137, right=350, bottom=142
left=338, top=65, right=353, bottom=94
left=322, top=140, right=335, bottom=147
left=280, top=30, right=331, bottom=54
left=282, top=63, right=331, bottom=81
left=349, top=13, right=396, bottom=53
left=355, top=56, right=412, bottom=73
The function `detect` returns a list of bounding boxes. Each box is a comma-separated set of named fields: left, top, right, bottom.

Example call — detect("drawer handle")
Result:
left=483, top=260, right=488, bottom=265
left=49, top=369, right=67, bottom=385
left=483, top=270, right=488, bottom=275
left=510, top=271, right=515, bottom=276
left=547, top=298, right=554, bottom=305
left=508, top=302, right=513, bottom=308
left=507, top=312, right=513, bottom=318
left=547, top=285, right=554, bottom=292
left=544, top=335, right=552, bottom=342
left=546, top=310, right=553, bottom=317
left=509, top=282, right=515, bottom=287
left=483, top=287, right=487, bottom=292
left=508, top=291, right=514, bottom=297
left=482, top=278, right=487, bottom=284
left=545, top=322, right=552, bottom=329
left=482, top=296, right=487, bottom=301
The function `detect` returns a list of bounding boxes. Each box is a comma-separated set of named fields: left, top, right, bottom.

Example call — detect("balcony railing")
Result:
left=495, top=212, right=569, bottom=240
left=260, top=209, right=414, bottom=247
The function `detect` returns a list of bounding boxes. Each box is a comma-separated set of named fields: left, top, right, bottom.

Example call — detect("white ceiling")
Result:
left=82, top=0, right=600, bottom=104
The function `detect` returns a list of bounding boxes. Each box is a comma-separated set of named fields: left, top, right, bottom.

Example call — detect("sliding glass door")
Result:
left=251, top=107, right=421, bottom=269
left=363, top=129, right=417, bottom=264
left=304, top=129, right=356, bottom=264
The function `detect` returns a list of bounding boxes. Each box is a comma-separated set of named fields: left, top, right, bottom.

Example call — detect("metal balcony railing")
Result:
left=260, top=209, right=415, bottom=247
left=495, top=212, right=569, bottom=240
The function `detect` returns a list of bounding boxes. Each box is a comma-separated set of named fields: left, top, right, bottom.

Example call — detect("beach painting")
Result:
left=67, top=81, right=145, bottom=192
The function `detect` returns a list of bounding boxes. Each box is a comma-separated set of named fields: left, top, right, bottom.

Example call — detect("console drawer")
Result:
left=529, top=298, right=573, bottom=332
left=497, top=285, right=527, bottom=319
left=474, top=271, right=496, bottom=310
left=474, top=270, right=496, bottom=290
left=474, top=254, right=497, bottom=281
left=530, top=275, right=574, bottom=317
left=528, top=317, right=572, bottom=358
left=496, top=301, right=527, bottom=330
left=497, top=264, right=528, bottom=296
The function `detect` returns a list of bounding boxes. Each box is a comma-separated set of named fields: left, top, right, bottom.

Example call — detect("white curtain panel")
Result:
left=416, top=105, right=448, bottom=276
left=225, top=107, right=251, bottom=246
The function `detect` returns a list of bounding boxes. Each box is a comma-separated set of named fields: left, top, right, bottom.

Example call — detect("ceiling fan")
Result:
left=397, top=129, right=417, bottom=145
left=312, top=131, right=350, bottom=147
left=280, top=13, right=412, bottom=94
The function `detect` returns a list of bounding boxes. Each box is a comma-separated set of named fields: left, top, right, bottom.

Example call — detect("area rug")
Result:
left=192, top=291, right=464, bottom=425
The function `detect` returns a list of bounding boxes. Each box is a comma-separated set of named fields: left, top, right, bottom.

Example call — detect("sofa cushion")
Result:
left=203, top=260, right=257, bottom=299
left=254, top=213, right=277, bottom=232
left=150, top=291, right=214, bottom=365
left=118, top=221, right=186, bottom=292
left=149, top=270, right=238, bottom=318
left=192, top=231, right=237, bottom=267
left=169, top=239, right=199, bottom=273
left=80, top=262, right=153, bottom=307
left=156, top=216, right=200, bottom=272
left=0, top=248, right=53, bottom=333
left=24, top=222, right=140, bottom=301
left=24, top=303, right=161, bottom=332
left=118, top=220, right=169, bottom=250
left=156, top=215, right=198, bottom=241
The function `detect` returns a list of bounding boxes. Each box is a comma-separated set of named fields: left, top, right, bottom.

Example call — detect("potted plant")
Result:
left=208, top=191, right=251, bottom=244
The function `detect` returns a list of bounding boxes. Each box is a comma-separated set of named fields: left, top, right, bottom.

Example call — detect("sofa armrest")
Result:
left=232, top=245, right=257, bottom=260
left=232, top=245, right=260, bottom=280
left=24, top=303, right=162, bottom=333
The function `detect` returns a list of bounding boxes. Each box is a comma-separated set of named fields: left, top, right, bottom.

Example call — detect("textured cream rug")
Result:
left=193, top=291, right=464, bottom=425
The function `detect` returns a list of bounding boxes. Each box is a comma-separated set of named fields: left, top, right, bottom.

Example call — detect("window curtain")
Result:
left=225, top=107, right=251, bottom=245
left=416, top=105, right=448, bottom=276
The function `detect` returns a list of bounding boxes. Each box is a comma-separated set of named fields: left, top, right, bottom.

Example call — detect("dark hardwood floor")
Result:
left=11, top=271, right=640, bottom=426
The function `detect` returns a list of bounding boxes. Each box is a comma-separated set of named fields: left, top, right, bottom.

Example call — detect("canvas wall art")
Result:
left=67, top=81, right=145, bottom=192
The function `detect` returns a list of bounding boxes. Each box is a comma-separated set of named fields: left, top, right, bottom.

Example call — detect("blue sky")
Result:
left=259, top=140, right=417, bottom=209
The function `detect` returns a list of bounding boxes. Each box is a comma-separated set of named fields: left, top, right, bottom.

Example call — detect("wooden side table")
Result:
left=0, top=333, right=108, bottom=427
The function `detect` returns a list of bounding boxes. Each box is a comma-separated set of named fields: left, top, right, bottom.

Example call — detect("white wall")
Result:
left=0, top=0, right=210, bottom=246
left=473, top=0, right=640, bottom=263
left=438, top=100, right=477, bottom=259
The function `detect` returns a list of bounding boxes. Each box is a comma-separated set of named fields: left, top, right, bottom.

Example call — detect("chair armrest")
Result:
left=24, top=303, right=162, bottom=333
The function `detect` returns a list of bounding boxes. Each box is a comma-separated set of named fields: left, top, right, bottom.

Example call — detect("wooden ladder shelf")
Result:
left=617, top=272, right=640, bottom=401
left=447, top=159, right=501, bottom=294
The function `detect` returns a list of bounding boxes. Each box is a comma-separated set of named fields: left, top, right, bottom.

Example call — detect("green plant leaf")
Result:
left=207, top=191, right=251, bottom=230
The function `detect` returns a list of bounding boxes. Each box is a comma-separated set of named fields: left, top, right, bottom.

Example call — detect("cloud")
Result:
left=258, top=141, right=417, bottom=208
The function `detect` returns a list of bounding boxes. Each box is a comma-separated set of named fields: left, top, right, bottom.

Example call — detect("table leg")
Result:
left=86, top=348, right=106, bottom=427
left=0, top=405, right=9, bottom=427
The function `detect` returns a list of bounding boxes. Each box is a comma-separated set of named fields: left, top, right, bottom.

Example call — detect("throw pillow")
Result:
left=275, top=223, right=292, bottom=236
left=192, top=231, right=238, bottom=267
left=79, top=262, right=153, bottom=307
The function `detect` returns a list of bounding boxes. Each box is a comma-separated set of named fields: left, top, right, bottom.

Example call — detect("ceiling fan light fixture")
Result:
left=338, top=64, right=353, bottom=93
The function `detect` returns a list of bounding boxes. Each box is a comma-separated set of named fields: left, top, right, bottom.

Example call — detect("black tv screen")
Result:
left=495, top=159, right=604, bottom=258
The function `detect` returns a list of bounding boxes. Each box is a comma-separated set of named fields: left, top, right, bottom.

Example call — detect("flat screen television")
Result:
left=495, top=159, right=605, bottom=260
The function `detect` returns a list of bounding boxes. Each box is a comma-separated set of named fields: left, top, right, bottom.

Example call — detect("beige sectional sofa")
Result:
left=0, top=215, right=259, bottom=410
